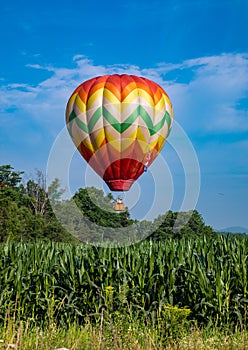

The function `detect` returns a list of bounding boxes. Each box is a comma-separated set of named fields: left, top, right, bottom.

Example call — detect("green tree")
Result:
left=47, top=178, right=65, bottom=205
left=0, top=165, right=74, bottom=242
left=25, top=170, right=47, bottom=216
left=73, top=187, right=133, bottom=228
left=151, top=211, right=176, bottom=240
left=0, top=164, right=23, bottom=187
left=151, top=210, right=216, bottom=240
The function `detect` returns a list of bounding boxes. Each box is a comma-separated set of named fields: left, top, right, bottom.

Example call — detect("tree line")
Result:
left=0, top=164, right=216, bottom=242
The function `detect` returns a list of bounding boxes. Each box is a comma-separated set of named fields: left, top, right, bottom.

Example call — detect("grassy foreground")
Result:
left=0, top=319, right=248, bottom=350
left=0, top=236, right=248, bottom=349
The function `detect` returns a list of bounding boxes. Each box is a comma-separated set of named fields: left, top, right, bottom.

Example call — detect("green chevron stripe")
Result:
left=69, top=105, right=172, bottom=136
left=73, top=108, right=101, bottom=134
left=102, top=107, right=122, bottom=133
left=67, top=110, right=77, bottom=135
left=103, top=106, right=171, bottom=135
left=68, top=110, right=77, bottom=123
left=121, top=107, right=152, bottom=133
left=88, top=107, right=102, bottom=132
left=67, top=110, right=89, bottom=134
left=165, top=110, right=172, bottom=129
left=75, top=118, right=89, bottom=134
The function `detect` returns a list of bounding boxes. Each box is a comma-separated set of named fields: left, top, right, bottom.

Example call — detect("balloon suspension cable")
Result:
left=144, top=147, right=151, bottom=172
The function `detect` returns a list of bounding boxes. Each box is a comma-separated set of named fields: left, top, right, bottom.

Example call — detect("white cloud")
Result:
left=164, top=53, right=248, bottom=133
left=1, top=52, right=248, bottom=136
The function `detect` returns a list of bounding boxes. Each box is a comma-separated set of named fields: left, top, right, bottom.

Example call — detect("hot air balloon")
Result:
left=66, top=74, right=173, bottom=193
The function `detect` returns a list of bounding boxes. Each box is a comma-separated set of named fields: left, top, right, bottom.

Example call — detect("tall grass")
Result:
left=1, top=318, right=248, bottom=349
left=0, top=234, right=247, bottom=329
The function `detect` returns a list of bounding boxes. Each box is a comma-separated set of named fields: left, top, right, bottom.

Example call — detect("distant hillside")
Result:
left=219, top=226, right=248, bottom=234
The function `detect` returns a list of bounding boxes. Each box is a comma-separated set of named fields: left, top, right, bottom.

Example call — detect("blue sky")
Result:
left=1, top=0, right=248, bottom=230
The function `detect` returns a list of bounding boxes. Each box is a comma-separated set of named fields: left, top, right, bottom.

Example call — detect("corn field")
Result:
left=0, top=234, right=247, bottom=328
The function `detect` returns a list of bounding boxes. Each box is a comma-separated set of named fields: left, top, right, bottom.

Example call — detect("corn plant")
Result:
left=0, top=234, right=247, bottom=328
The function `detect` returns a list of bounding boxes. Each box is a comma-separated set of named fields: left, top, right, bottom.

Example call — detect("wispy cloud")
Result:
left=1, top=52, right=248, bottom=137
left=161, top=53, right=248, bottom=133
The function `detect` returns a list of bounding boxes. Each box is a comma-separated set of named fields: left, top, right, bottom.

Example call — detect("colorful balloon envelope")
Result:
left=66, top=74, right=173, bottom=191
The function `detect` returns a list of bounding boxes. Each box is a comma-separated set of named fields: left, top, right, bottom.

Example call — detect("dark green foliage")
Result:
left=0, top=163, right=221, bottom=242
left=0, top=164, right=138, bottom=243
left=151, top=210, right=217, bottom=240
left=0, top=165, right=74, bottom=242
left=0, top=165, right=23, bottom=187
left=73, top=187, right=133, bottom=228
